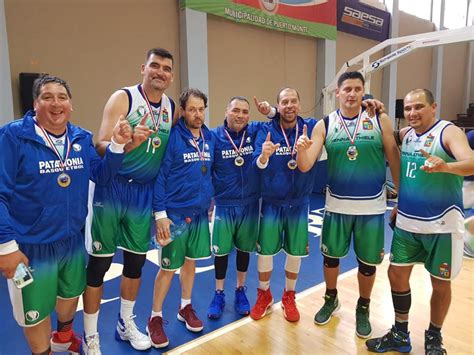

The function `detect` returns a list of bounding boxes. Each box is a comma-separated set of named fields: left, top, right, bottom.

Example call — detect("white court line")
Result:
left=167, top=260, right=379, bottom=354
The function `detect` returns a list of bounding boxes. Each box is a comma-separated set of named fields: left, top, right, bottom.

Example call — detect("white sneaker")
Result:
left=115, top=314, right=151, bottom=350
left=82, top=333, right=101, bottom=355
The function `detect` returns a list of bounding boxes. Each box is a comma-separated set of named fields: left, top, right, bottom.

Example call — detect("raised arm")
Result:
left=96, top=90, right=152, bottom=156
left=296, top=119, right=325, bottom=172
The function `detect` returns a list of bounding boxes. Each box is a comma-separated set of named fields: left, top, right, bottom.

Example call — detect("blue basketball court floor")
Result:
left=0, top=193, right=396, bottom=354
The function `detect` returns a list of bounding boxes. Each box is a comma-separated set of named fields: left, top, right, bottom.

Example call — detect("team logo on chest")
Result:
left=362, top=118, right=373, bottom=130
left=424, top=133, right=435, bottom=147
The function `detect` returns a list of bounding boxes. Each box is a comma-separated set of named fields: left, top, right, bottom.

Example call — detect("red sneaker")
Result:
left=177, top=304, right=203, bottom=332
left=281, top=289, right=300, bottom=322
left=50, top=330, right=82, bottom=354
left=250, top=288, right=274, bottom=320
left=146, top=316, right=169, bottom=348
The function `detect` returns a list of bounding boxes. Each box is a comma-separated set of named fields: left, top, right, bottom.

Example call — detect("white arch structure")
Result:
left=323, top=26, right=474, bottom=115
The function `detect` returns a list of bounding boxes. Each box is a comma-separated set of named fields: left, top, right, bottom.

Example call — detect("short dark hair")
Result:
left=406, top=88, right=435, bottom=105
left=179, top=88, right=208, bottom=110
left=146, top=47, right=174, bottom=65
left=337, top=71, right=365, bottom=88
left=276, top=87, right=300, bottom=103
left=228, top=96, right=249, bottom=106
left=32, top=74, right=72, bottom=100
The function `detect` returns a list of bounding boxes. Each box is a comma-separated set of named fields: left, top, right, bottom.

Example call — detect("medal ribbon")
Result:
left=140, top=85, right=162, bottom=132
left=223, top=128, right=246, bottom=157
left=280, top=122, right=299, bottom=157
left=337, top=108, right=362, bottom=145
left=35, top=121, right=71, bottom=171
left=191, top=129, right=206, bottom=161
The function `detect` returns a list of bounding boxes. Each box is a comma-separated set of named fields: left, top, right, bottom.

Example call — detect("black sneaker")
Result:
left=425, top=330, right=447, bottom=355
left=366, top=325, right=412, bottom=353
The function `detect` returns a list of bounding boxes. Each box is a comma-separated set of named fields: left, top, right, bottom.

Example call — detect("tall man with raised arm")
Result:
left=296, top=71, right=400, bottom=338
left=147, top=88, right=215, bottom=349
left=0, top=75, right=131, bottom=355
left=83, top=48, right=177, bottom=353
left=207, top=96, right=262, bottom=319
left=250, top=87, right=318, bottom=323
left=366, top=89, right=474, bottom=354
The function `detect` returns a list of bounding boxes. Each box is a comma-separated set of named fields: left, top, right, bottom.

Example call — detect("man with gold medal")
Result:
left=0, top=75, right=131, bottom=355
left=296, top=71, right=400, bottom=339
left=149, top=88, right=215, bottom=348
left=206, top=96, right=266, bottom=319
left=250, top=87, right=319, bottom=323
left=82, top=48, right=179, bottom=353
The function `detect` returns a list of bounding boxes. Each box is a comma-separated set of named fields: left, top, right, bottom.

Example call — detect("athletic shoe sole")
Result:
left=114, top=329, right=151, bottom=351
left=146, top=326, right=169, bottom=349
left=177, top=313, right=204, bottom=332
left=250, top=299, right=274, bottom=321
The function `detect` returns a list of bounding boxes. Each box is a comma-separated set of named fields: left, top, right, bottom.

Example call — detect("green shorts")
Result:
left=159, top=210, right=211, bottom=271
left=257, top=201, right=309, bottom=257
left=87, top=177, right=153, bottom=256
left=321, top=211, right=385, bottom=265
left=390, top=227, right=464, bottom=280
left=211, top=202, right=259, bottom=255
left=8, top=234, right=86, bottom=327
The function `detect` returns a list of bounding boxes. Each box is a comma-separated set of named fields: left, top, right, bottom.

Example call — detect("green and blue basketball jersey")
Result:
left=324, top=110, right=386, bottom=215
left=397, top=120, right=463, bottom=234
left=118, top=85, right=173, bottom=183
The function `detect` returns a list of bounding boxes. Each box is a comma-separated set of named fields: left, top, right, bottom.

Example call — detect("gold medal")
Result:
left=234, top=156, right=244, bottom=166
left=201, top=165, right=208, bottom=174
left=347, top=145, right=358, bottom=160
left=287, top=159, right=298, bottom=170
left=152, top=136, right=161, bottom=148
left=57, top=172, right=71, bottom=187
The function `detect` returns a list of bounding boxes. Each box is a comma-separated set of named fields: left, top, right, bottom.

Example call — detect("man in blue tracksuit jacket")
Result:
left=250, top=87, right=318, bottom=323
left=206, top=96, right=264, bottom=319
left=147, top=88, right=214, bottom=349
left=0, top=75, right=130, bottom=354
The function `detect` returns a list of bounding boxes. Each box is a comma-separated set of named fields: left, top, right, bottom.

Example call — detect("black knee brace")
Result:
left=324, top=256, right=340, bottom=268
left=214, top=254, right=229, bottom=280
left=358, top=259, right=376, bottom=277
left=236, top=250, right=250, bottom=273
left=122, top=250, right=146, bottom=279
left=87, top=255, right=113, bottom=287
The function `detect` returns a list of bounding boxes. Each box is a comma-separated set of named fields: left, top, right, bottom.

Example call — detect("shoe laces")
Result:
left=182, top=305, right=199, bottom=321
left=149, top=316, right=168, bottom=330
left=426, top=330, right=444, bottom=347
left=212, top=291, right=225, bottom=306
left=235, top=286, right=247, bottom=302
left=123, top=315, right=146, bottom=340
left=282, top=291, right=297, bottom=310
left=85, top=333, right=100, bottom=350
left=356, top=305, right=370, bottom=323
left=321, top=294, right=336, bottom=308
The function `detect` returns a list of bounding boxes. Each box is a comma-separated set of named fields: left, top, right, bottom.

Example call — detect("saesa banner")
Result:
left=337, top=0, right=390, bottom=41
left=181, top=0, right=337, bottom=40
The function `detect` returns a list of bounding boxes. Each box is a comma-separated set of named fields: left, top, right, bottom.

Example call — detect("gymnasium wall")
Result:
left=4, top=0, right=471, bottom=134
left=4, top=0, right=181, bottom=134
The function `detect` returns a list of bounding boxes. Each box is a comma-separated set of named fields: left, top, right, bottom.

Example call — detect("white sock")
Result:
left=259, top=280, right=270, bottom=291
left=83, top=310, right=99, bottom=337
left=120, top=298, right=135, bottom=319
left=151, top=310, right=163, bottom=318
left=285, top=277, right=297, bottom=291
left=181, top=298, right=191, bottom=309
